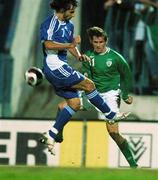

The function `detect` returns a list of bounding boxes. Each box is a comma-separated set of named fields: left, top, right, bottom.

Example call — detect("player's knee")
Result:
left=84, top=80, right=95, bottom=93
left=71, top=102, right=81, bottom=111
left=74, top=102, right=81, bottom=111
left=67, top=98, right=81, bottom=111
left=58, top=102, right=67, bottom=110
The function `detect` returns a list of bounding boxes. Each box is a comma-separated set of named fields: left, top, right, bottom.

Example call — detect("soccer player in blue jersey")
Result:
left=40, top=0, right=128, bottom=155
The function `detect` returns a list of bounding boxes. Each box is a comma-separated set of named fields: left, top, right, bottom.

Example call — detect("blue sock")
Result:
left=86, top=89, right=116, bottom=119
left=49, top=106, right=75, bottom=139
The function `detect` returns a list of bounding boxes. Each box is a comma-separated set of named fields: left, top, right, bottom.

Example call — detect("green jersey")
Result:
left=82, top=48, right=132, bottom=100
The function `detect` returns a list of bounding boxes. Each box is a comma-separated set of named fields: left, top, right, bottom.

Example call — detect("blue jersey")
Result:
left=40, top=13, right=85, bottom=99
left=40, top=13, right=74, bottom=63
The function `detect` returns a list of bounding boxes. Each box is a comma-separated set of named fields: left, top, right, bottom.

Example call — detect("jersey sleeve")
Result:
left=40, top=19, right=51, bottom=43
left=117, top=54, right=132, bottom=100
left=40, top=15, right=57, bottom=43
left=40, top=23, right=47, bottom=42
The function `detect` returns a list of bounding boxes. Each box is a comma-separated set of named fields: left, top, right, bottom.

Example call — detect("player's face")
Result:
left=91, top=36, right=106, bottom=54
left=63, top=6, right=76, bottom=20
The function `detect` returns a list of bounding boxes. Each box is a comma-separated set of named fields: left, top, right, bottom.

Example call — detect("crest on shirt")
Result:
left=106, top=59, right=112, bottom=67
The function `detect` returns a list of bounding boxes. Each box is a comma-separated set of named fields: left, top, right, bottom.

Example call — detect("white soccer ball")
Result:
left=25, top=67, right=44, bottom=86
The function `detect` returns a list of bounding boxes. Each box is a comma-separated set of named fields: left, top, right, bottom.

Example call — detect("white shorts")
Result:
left=97, top=89, right=121, bottom=120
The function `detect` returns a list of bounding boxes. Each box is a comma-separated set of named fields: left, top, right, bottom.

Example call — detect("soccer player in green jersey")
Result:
left=80, top=26, right=138, bottom=168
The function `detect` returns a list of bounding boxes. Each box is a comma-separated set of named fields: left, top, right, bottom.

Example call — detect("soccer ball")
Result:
left=24, top=67, right=44, bottom=86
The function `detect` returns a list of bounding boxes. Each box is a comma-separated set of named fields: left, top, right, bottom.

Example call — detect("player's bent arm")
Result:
left=117, top=56, right=133, bottom=102
left=69, top=46, right=82, bottom=60
left=69, top=47, right=91, bottom=62
left=44, top=40, right=76, bottom=50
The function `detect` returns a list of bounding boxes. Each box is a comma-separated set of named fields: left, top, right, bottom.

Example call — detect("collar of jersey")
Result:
left=99, top=47, right=110, bottom=55
left=55, top=14, right=66, bottom=25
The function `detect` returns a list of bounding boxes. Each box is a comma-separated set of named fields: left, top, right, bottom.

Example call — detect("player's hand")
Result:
left=78, top=54, right=91, bottom=62
left=124, top=95, right=133, bottom=104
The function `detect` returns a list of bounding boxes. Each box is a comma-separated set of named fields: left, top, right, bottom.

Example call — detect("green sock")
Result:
left=119, top=140, right=138, bottom=168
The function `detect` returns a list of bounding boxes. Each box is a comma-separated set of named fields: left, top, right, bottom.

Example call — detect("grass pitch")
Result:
left=0, top=166, right=157, bottom=180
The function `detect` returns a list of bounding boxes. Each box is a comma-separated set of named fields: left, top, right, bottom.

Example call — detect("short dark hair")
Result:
left=87, top=26, right=108, bottom=42
left=50, top=0, right=78, bottom=12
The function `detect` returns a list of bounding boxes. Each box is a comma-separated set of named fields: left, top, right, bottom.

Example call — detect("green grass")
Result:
left=0, top=166, right=158, bottom=180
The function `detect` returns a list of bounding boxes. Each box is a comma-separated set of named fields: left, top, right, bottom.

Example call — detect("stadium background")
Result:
left=0, top=0, right=158, bottom=179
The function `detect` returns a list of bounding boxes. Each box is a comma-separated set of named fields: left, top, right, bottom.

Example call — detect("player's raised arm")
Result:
left=68, top=35, right=82, bottom=59
left=68, top=35, right=91, bottom=62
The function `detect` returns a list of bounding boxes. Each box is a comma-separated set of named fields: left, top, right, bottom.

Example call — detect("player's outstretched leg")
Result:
left=86, top=89, right=129, bottom=122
